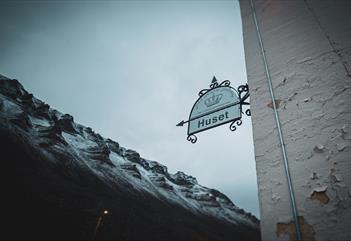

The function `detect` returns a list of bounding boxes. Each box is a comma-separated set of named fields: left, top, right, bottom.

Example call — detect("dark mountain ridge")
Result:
left=0, top=74, right=260, bottom=241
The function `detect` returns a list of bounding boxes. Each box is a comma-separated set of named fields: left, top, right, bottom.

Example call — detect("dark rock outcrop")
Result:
left=124, top=149, right=141, bottom=164
left=0, top=75, right=260, bottom=241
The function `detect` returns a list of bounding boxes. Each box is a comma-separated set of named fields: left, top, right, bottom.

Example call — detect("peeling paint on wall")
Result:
left=310, top=186, right=329, bottom=204
left=310, top=172, right=318, bottom=180
left=313, top=144, right=325, bottom=153
left=277, top=217, right=316, bottom=241
left=267, top=99, right=284, bottom=109
left=329, top=169, right=351, bottom=209
left=240, top=0, right=351, bottom=240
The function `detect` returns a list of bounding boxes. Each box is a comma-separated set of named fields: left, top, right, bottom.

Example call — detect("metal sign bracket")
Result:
left=177, top=76, right=250, bottom=143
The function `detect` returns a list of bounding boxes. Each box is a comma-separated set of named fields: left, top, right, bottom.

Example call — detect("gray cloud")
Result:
left=0, top=0, right=259, bottom=217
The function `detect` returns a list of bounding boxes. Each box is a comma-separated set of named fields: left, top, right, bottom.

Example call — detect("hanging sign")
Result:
left=177, top=76, right=250, bottom=143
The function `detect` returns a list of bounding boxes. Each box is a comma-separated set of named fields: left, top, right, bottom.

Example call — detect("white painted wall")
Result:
left=240, top=0, right=351, bottom=240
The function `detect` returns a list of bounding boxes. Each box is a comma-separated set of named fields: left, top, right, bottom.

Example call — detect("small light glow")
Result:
left=103, top=210, right=109, bottom=215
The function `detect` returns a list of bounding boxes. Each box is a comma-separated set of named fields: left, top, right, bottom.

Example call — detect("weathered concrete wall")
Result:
left=240, top=1, right=351, bottom=240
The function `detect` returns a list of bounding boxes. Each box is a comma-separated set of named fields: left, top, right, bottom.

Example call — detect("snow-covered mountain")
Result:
left=0, top=74, right=260, bottom=241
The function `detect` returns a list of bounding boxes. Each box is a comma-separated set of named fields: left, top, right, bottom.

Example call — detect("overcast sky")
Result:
left=0, top=0, right=259, bottom=217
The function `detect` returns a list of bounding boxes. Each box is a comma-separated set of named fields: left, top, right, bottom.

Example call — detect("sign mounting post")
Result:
left=177, top=76, right=250, bottom=143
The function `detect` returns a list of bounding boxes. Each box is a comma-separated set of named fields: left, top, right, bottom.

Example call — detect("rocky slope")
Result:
left=0, top=74, right=260, bottom=240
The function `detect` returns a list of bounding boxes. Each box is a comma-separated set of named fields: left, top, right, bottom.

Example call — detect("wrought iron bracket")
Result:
left=177, top=76, right=251, bottom=143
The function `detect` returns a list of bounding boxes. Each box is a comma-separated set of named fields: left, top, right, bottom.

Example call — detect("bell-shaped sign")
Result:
left=177, top=76, right=250, bottom=143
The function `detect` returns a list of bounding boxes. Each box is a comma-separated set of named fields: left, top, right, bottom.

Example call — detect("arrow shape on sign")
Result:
left=176, top=120, right=187, bottom=126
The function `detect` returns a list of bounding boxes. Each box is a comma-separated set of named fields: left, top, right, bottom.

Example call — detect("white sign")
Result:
left=188, top=86, right=241, bottom=135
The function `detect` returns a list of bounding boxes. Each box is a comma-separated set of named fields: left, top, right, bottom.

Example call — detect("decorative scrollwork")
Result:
left=198, top=89, right=210, bottom=96
left=219, top=80, right=231, bottom=87
left=245, top=109, right=251, bottom=116
left=238, top=84, right=249, bottom=95
left=229, top=119, right=242, bottom=131
left=209, top=81, right=219, bottom=89
left=187, top=134, right=197, bottom=143
left=179, top=78, right=251, bottom=143
left=198, top=79, right=232, bottom=96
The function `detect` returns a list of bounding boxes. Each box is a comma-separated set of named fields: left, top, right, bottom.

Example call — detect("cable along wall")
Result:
left=240, top=0, right=351, bottom=240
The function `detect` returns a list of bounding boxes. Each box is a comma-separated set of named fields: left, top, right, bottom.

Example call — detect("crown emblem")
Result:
left=204, top=94, right=222, bottom=107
